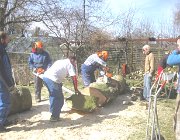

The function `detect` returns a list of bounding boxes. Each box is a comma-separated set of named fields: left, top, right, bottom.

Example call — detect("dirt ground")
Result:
left=0, top=92, right=175, bottom=140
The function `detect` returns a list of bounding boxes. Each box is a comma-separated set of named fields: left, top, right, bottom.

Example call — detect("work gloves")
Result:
left=33, top=68, right=45, bottom=74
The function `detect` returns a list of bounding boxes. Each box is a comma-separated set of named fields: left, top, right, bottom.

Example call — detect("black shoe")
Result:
left=50, top=116, right=60, bottom=122
left=0, top=126, right=10, bottom=132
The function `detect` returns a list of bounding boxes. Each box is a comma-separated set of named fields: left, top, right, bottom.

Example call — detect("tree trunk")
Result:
left=66, top=75, right=126, bottom=112
left=0, top=7, right=5, bottom=31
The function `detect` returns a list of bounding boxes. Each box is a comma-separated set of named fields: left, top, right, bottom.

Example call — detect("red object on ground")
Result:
left=156, top=66, right=164, bottom=80
left=122, top=64, right=126, bottom=77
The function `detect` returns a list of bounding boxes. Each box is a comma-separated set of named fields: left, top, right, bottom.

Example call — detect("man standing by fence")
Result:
left=0, top=32, right=15, bottom=132
left=142, top=45, right=155, bottom=101
left=28, top=41, right=52, bottom=103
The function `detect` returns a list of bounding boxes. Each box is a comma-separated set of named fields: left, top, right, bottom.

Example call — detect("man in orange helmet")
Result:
left=28, top=41, right=52, bottom=103
left=81, top=51, right=109, bottom=87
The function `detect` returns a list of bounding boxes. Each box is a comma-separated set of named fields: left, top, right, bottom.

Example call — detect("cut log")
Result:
left=9, top=87, right=32, bottom=115
left=89, top=75, right=126, bottom=101
left=80, top=87, right=107, bottom=106
left=66, top=94, right=97, bottom=112
left=66, top=75, right=126, bottom=112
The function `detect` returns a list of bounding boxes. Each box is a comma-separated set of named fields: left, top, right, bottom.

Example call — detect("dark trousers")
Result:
left=34, top=76, right=43, bottom=100
left=0, top=81, right=11, bottom=126
left=43, top=77, right=64, bottom=118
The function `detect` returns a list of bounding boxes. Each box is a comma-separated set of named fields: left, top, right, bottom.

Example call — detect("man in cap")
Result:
left=142, top=45, right=155, bottom=101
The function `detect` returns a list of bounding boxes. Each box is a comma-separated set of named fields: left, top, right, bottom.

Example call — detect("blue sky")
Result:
left=31, top=0, right=180, bottom=35
left=105, top=0, right=179, bottom=24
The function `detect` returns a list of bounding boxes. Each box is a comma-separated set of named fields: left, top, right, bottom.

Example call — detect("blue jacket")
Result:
left=167, top=50, right=180, bottom=67
left=0, top=44, right=14, bottom=88
left=28, top=51, right=52, bottom=70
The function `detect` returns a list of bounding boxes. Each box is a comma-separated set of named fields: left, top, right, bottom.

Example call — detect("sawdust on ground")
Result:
left=0, top=92, right=149, bottom=140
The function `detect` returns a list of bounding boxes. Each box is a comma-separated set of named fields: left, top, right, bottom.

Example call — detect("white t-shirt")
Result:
left=43, top=59, right=76, bottom=83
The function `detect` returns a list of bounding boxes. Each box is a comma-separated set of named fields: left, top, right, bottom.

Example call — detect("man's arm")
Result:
left=94, top=55, right=107, bottom=67
left=0, top=55, right=9, bottom=89
left=28, top=53, right=34, bottom=70
left=71, top=76, right=81, bottom=95
left=149, top=53, right=155, bottom=75
left=0, top=50, right=14, bottom=90
left=68, top=61, right=81, bottom=95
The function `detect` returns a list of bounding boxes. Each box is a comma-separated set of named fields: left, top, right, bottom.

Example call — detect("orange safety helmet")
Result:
left=101, top=51, right=108, bottom=61
left=34, top=41, right=43, bottom=49
left=97, top=51, right=109, bottom=61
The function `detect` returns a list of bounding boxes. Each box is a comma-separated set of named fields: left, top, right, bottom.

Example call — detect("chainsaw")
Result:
left=100, top=67, right=113, bottom=84
left=34, top=68, right=45, bottom=74
left=103, top=67, right=113, bottom=78
left=105, top=71, right=113, bottom=78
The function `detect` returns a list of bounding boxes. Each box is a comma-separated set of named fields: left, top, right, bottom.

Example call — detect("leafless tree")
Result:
left=172, top=2, right=180, bottom=37
left=173, top=2, right=180, bottom=25
left=0, top=0, right=63, bottom=32
left=39, top=0, right=107, bottom=57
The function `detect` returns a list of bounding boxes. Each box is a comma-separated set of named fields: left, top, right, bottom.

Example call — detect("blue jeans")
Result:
left=43, top=77, right=64, bottom=118
left=143, top=73, right=152, bottom=100
left=81, top=64, right=96, bottom=87
left=0, top=81, right=11, bottom=126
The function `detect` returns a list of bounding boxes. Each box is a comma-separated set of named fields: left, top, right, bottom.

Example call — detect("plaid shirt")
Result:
left=84, top=54, right=107, bottom=67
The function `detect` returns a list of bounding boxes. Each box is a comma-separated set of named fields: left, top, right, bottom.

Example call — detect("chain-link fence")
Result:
left=8, top=37, right=177, bottom=85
